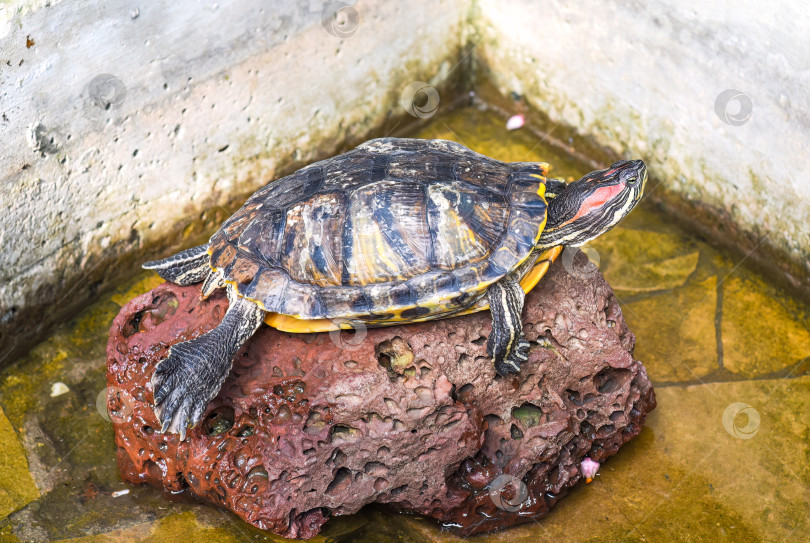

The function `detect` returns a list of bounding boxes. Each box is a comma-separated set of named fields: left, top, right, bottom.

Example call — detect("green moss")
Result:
left=0, top=348, right=68, bottom=429
left=0, top=405, right=39, bottom=520
left=511, top=403, right=543, bottom=428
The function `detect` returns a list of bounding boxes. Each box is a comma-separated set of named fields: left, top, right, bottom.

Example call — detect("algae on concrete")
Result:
left=0, top=406, right=40, bottom=520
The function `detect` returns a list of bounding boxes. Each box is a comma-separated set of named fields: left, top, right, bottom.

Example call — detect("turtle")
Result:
left=144, top=138, right=647, bottom=439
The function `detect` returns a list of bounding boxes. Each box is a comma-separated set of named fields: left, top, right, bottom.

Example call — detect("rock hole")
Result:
left=597, top=424, right=616, bottom=437
left=609, top=411, right=624, bottom=423
left=484, top=414, right=502, bottom=430
left=246, top=466, right=268, bottom=481
left=378, top=353, right=391, bottom=368
left=375, top=337, right=414, bottom=374
left=328, top=448, right=347, bottom=467
left=227, top=474, right=242, bottom=490
left=204, top=406, right=234, bottom=436
left=390, top=484, right=408, bottom=496
left=276, top=405, right=294, bottom=424
left=511, top=402, right=542, bottom=428
left=326, top=467, right=352, bottom=495
left=458, top=383, right=474, bottom=397
left=580, top=420, right=596, bottom=439
left=123, top=310, right=146, bottom=337
left=593, top=368, right=630, bottom=394
left=235, top=425, right=254, bottom=437
left=472, top=336, right=487, bottom=346
left=303, top=411, right=327, bottom=435
left=330, top=424, right=360, bottom=442
left=548, top=465, right=561, bottom=485
left=363, top=461, right=387, bottom=475
left=566, top=389, right=584, bottom=406
left=373, top=477, right=388, bottom=491
left=510, top=424, right=524, bottom=439
left=441, top=420, right=459, bottom=432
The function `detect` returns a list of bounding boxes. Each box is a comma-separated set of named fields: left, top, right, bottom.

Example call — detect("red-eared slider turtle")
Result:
left=144, top=138, right=647, bottom=438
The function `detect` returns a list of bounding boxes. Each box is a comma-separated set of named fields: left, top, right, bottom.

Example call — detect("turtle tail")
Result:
left=143, top=243, right=211, bottom=285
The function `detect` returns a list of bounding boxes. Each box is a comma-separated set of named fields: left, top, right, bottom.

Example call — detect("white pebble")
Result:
left=506, top=114, right=525, bottom=131
left=111, top=489, right=130, bottom=498
left=50, top=382, right=70, bottom=397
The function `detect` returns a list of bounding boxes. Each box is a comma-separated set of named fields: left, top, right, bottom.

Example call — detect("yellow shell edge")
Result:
left=262, top=245, right=563, bottom=333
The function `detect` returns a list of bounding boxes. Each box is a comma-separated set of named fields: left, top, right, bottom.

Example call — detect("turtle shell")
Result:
left=207, top=138, right=551, bottom=329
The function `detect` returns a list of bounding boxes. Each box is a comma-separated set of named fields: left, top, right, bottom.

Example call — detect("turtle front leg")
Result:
left=486, top=276, right=530, bottom=376
left=152, top=285, right=265, bottom=440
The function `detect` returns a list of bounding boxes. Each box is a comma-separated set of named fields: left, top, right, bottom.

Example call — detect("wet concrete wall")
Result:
left=0, top=0, right=469, bottom=363
left=473, top=0, right=810, bottom=291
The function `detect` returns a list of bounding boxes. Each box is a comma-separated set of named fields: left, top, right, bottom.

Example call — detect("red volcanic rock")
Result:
left=107, top=255, right=655, bottom=539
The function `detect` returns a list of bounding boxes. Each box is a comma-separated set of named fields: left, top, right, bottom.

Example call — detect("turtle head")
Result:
left=539, top=160, right=647, bottom=248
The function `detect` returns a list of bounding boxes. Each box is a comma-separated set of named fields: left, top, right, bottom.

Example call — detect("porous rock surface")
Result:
left=107, top=256, right=656, bottom=538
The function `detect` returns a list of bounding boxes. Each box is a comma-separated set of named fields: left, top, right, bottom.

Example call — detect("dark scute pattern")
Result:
left=343, top=180, right=432, bottom=285
left=279, top=191, right=346, bottom=287
left=208, top=138, right=548, bottom=319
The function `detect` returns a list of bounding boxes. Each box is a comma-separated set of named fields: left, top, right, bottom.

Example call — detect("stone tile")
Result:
left=0, top=406, right=39, bottom=520
left=592, top=227, right=700, bottom=293
left=623, top=276, right=719, bottom=383
left=49, top=508, right=367, bottom=542
left=721, top=274, right=810, bottom=378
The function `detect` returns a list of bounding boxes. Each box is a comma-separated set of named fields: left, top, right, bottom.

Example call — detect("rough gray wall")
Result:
left=474, top=0, right=810, bottom=283
left=0, top=0, right=470, bottom=362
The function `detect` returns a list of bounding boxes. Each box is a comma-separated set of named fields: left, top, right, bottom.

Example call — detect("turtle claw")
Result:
left=149, top=286, right=264, bottom=441
left=151, top=339, right=231, bottom=441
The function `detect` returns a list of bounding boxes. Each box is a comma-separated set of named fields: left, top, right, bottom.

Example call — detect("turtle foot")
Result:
left=152, top=338, right=231, bottom=441
left=493, top=337, right=530, bottom=376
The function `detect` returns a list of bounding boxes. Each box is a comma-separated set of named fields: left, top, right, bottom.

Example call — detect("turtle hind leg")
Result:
left=152, top=286, right=264, bottom=440
left=143, top=243, right=211, bottom=285
left=486, top=275, right=530, bottom=376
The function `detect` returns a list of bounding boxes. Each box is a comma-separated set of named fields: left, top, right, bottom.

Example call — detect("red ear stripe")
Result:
left=566, top=183, right=626, bottom=225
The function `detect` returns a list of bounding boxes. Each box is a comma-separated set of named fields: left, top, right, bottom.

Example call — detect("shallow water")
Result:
left=1, top=106, right=808, bottom=542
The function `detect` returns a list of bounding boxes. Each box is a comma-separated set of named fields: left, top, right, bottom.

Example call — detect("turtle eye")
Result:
left=626, top=176, right=638, bottom=185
